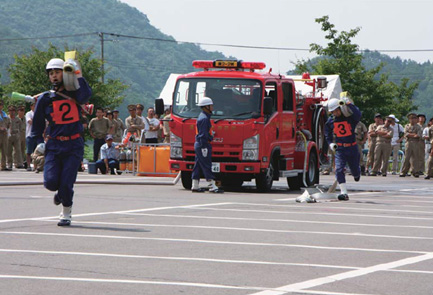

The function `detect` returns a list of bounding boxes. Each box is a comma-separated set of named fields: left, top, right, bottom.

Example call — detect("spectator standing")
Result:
left=7, top=105, right=24, bottom=169
left=125, top=105, right=145, bottom=143
left=89, top=107, right=111, bottom=162
left=136, top=104, right=150, bottom=143
left=18, top=106, right=27, bottom=168
left=0, top=100, right=10, bottom=171
left=371, top=116, right=394, bottom=176
left=106, top=110, right=117, bottom=136
left=366, top=114, right=383, bottom=175
left=355, top=121, right=367, bottom=175
left=112, top=109, right=124, bottom=142
left=423, top=118, right=433, bottom=172
left=25, top=103, right=36, bottom=171
left=388, top=114, right=404, bottom=175
left=162, top=106, right=172, bottom=143
left=95, top=134, right=123, bottom=174
left=78, top=109, right=89, bottom=172
left=400, top=113, right=423, bottom=177
left=417, top=114, right=427, bottom=174
left=424, top=123, right=433, bottom=180
left=145, top=107, right=160, bottom=144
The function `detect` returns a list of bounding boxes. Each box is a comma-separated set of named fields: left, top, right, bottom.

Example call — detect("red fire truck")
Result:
left=155, top=60, right=330, bottom=192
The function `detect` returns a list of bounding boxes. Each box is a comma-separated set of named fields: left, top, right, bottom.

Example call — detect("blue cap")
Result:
left=105, top=134, right=113, bottom=141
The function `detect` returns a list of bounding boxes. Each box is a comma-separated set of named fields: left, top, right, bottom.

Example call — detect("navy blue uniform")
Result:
left=32, top=78, right=91, bottom=207
left=325, top=104, right=362, bottom=184
left=192, top=111, right=214, bottom=180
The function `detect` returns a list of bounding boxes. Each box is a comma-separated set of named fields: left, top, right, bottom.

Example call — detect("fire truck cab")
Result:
left=156, top=60, right=330, bottom=192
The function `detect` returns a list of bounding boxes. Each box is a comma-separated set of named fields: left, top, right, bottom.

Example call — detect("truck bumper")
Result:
left=169, top=160, right=261, bottom=174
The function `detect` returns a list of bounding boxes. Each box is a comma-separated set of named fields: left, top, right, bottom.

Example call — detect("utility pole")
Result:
left=99, top=32, right=105, bottom=83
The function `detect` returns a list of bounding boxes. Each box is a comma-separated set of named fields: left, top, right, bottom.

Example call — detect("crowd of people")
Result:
left=0, top=101, right=39, bottom=172
left=0, top=101, right=172, bottom=174
left=89, top=104, right=172, bottom=174
left=325, top=112, right=433, bottom=179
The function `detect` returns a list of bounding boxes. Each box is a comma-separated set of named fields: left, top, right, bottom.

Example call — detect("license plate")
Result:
left=211, top=162, right=220, bottom=173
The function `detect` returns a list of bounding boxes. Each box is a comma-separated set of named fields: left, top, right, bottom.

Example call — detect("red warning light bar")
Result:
left=192, top=60, right=266, bottom=70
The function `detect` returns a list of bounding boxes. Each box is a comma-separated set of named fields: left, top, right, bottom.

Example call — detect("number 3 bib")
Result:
left=51, top=99, right=80, bottom=124
left=334, top=121, right=353, bottom=137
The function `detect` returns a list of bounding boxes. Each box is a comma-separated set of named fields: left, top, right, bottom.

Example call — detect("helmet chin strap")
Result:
left=51, top=81, right=64, bottom=92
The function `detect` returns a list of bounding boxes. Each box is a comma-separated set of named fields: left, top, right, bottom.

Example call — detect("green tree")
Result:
left=5, top=44, right=128, bottom=110
left=293, top=16, right=418, bottom=124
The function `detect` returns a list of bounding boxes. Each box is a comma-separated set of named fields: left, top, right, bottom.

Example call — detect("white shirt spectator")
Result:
left=100, top=142, right=121, bottom=160
left=423, top=126, right=430, bottom=143
left=391, top=122, right=403, bottom=146
left=145, top=117, right=160, bottom=139
left=25, top=110, right=34, bottom=138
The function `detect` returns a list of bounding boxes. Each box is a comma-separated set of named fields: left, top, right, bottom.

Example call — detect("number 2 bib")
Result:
left=334, top=121, right=353, bottom=137
left=51, top=99, right=80, bottom=125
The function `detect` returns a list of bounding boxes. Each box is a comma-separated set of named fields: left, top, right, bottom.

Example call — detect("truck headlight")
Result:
left=242, top=135, right=259, bottom=161
left=170, top=133, right=182, bottom=159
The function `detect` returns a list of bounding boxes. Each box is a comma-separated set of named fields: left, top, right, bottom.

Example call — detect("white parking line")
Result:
left=39, top=219, right=433, bottom=241
left=230, top=202, right=433, bottom=215
left=248, top=252, right=433, bottom=295
left=0, top=249, right=360, bottom=270
left=174, top=207, right=433, bottom=221
left=0, top=202, right=232, bottom=224
left=121, top=212, right=433, bottom=230
left=0, top=231, right=426, bottom=254
left=0, top=275, right=265, bottom=291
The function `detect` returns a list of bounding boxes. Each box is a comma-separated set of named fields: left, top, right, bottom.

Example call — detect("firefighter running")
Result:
left=325, top=95, right=362, bottom=201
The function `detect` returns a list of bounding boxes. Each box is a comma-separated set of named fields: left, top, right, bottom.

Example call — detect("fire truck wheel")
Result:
left=256, top=161, right=274, bottom=192
left=305, top=151, right=320, bottom=186
left=287, top=150, right=319, bottom=190
left=181, top=171, right=192, bottom=190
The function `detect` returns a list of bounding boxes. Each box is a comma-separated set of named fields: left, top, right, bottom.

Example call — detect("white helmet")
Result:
left=327, top=98, right=341, bottom=112
left=46, top=58, right=64, bottom=72
left=197, top=96, right=213, bottom=107
left=35, top=143, right=45, bottom=154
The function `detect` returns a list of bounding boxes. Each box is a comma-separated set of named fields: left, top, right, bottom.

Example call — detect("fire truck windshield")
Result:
left=172, top=78, right=262, bottom=119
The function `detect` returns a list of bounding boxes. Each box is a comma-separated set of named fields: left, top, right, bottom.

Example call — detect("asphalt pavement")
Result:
left=0, top=170, right=432, bottom=295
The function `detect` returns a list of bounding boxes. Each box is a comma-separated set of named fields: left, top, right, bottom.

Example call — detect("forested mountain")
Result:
left=0, top=0, right=224, bottom=115
left=362, top=51, right=433, bottom=120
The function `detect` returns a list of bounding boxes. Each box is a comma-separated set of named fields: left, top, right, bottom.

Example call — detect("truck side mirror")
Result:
left=263, top=97, right=273, bottom=115
left=155, top=98, right=164, bottom=115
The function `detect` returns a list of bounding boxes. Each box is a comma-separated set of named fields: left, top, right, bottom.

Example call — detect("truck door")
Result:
left=280, top=82, right=296, bottom=156
left=264, top=82, right=279, bottom=156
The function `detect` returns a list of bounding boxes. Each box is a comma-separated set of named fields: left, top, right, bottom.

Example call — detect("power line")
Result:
left=2, top=31, right=433, bottom=53
left=0, top=32, right=97, bottom=42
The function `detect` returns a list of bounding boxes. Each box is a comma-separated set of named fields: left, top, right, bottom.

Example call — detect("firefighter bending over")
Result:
left=325, top=95, right=362, bottom=201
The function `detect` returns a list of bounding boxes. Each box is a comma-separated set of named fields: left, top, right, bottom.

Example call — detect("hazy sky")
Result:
left=120, top=0, right=433, bottom=73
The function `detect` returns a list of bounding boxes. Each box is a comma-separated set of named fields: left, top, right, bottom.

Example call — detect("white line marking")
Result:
left=121, top=212, right=433, bottom=230
left=178, top=207, right=433, bottom=221
left=0, top=275, right=265, bottom=291
left=0, top=249, right=359, bottom=270
left=229, top=202, right=433, bottom=215
left=0, top=231, right=425, bottom=254
left=351, top=198, right=433, bottom=204
left=296, top=291, right=378, bottom=295
left=40, top=219, right=433, bottom=241
left=248, top=252, right=433, bottom=295
left=0, top=202, right=232, bottom=224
